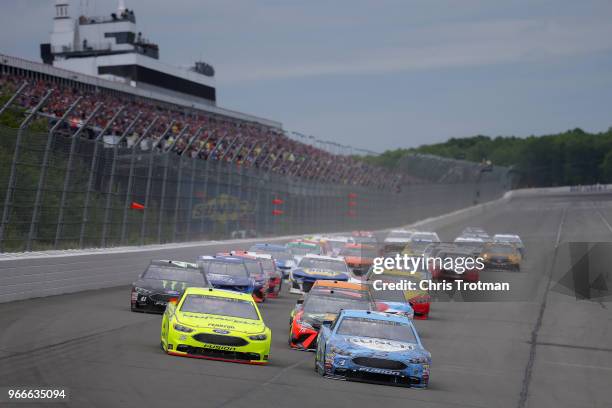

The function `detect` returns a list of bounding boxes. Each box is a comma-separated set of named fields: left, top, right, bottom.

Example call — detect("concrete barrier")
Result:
left=0, top=186, right=595, bottom=304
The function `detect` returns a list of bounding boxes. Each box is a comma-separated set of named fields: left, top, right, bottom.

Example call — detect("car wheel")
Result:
left=316, top=353, right=326, bottom=376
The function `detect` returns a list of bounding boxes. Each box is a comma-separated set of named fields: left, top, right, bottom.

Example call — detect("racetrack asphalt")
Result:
left=1, top=193, right=611, bottom=408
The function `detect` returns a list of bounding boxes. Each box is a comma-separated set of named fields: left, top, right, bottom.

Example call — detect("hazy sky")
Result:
left=1, top=0, right=612, bottom=152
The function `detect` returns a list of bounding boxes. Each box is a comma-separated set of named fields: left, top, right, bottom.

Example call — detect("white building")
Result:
left=42, top=0, right=217, bottom=106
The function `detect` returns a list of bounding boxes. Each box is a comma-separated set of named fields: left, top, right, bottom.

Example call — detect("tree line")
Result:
left=361, top=128, right=612, bottom=187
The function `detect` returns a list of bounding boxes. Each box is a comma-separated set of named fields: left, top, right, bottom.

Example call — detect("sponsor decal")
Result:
left=201, top=344, right=237, bottom=351
left=346, top=337, right=415, bottom=352
left=358, top=367, right=401, bottom=376
left=213, top=329, right=230, bottom=334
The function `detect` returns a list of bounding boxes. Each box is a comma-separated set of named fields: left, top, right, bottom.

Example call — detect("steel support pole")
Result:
left=172, top=127, right=201, bottom=242
left=0, top=82, right=28, bottom=116
left=100, top=112, right=142, bottom=247
left=186, top=132, right=212, bottom=240
left=26, top=96, right=83, bottom=251
left=53, top=103, right=103, bottom=249
left=79, top=107, right=125, bottom=248
left=119, top=116, right=160, bottom=244
left=157, top=126, right=188, bottom=243
left=140, top=121, right=175, bottom=245
left=0, top=90, right=53, bottom=251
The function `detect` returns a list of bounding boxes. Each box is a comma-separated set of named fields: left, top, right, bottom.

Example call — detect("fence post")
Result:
left=53, top=103, right=103, bottom=249
left=172, top=127, right=201, bottom=242
left=100, top=112, right=142, bottom=247
left=119, top=116, right=160, bottom=244
left=140, top=120, right=175, bottom=245
left=157, top=126, right=188, bottom=244
left=0, top=90, right=53, bottom=252
left=187, top=132, right=211, bottom=241
left=0, top=82, right=28, bottom=116
left=79, top=107, right=125, bottom=248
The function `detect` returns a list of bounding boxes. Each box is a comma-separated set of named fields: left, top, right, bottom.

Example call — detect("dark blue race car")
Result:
left=315, top=310, right=431, bottom=388
left=197, top=255, right=255, bottom=294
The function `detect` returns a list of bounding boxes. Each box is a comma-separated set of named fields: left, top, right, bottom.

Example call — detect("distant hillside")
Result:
left=362, top=128, right=612, bottom=187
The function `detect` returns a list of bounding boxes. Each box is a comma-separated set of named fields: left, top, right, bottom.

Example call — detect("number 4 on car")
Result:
left=161, top=287, right=272, bottom=365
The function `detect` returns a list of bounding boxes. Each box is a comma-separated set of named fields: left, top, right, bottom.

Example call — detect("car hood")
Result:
left=334, top=335, right=424, bottom=358
left=303, top=312, right=339, bottom=326
left=176, top=311, right=264, bottom=334
left=293, top=268, right=349, bottom=280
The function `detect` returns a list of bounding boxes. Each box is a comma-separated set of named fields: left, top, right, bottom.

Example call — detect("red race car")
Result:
left=430, top=248, right=480, bottom=282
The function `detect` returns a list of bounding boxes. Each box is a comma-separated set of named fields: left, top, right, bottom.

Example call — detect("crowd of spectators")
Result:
left=0, top=71, right=414, bottom=190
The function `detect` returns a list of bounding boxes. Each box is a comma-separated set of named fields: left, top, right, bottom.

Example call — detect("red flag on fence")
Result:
left=131, top=202, right=145, bottom=211
left=348, top=192, right=358, bottom=199
left=272, top=209, right=284, bottom=216
left=272, top=198, right=284, bottom=205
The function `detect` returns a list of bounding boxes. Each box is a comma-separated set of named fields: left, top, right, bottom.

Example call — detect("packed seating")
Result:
left=0, top=72, right=414, bottom=189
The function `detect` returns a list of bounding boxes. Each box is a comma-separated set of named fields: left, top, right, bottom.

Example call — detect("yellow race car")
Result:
left=161, top=287, right=271, bottom=365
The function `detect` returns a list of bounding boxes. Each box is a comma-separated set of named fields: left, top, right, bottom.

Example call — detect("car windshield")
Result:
left=244, top=261, right=263, bottom=276
left=259, top=259, right=276, bottom=273
left=411, top=233, right=437, bottom=242
left=336, top=317, right=417, bottom=343
left=288, top=244, right=321, bottom=256
left=495, top=236, right=520, bottom=244
left=487, top=245, right=516, bottom=254
left=143, top=265, right=206, bottom=284
left=203, top=261, right=249, bottom=277
left=339, top=247, right=377, bottom=258
left=303, top=295, right=371, bottom=314
left=180, top=294, right=259, bottom=320
left=299, top=258, right=347, bottom=272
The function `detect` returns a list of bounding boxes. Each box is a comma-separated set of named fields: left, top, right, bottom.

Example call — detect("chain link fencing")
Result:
left=0, top=124, right=509, bottom=252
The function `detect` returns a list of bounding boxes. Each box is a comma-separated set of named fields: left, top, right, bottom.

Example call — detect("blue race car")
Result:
left=315, top=310, right=431, bottom=388
left=248, top=243, right=296, bottom=278
left=197, top=255, right=255, bottom=294
left=290, top=255, right=350, bottom=294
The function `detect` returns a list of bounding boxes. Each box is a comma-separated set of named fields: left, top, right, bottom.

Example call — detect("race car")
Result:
left=459, top=227, right=492, bottom=243
left=289, top=281, right=374, bottom=350
left=315, top=309, right=431, bottom=388
left=339, top=243, right=378, bottom=278
left=320, top=236, right=355, bottom=257
left=290, top=254, right=351, bottom=294
left=430, top=247, right=480, bottom=282
left=216, top=252, right=270, bottom=303
left=161, top=287, right=271, bottom=365
left=286, top=240, right=324, bottom=264
left=235, top=251, right=283, bottom=298
left=352, top=231, right=379, bottom=246
left=480, top=242, right=522, bottom=270
left=493, top=234, right=525, bottom=257
left=408, top=231, right=440, bottom=244
left=197, top=255, right=255, bottom=294
left=248, top=243, right=295, bottom=278
left=383, top=229, right=414, bottom=245
left=366, top=269, right=431, bottom=319
left=131, top=260, right=209, bottom=313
